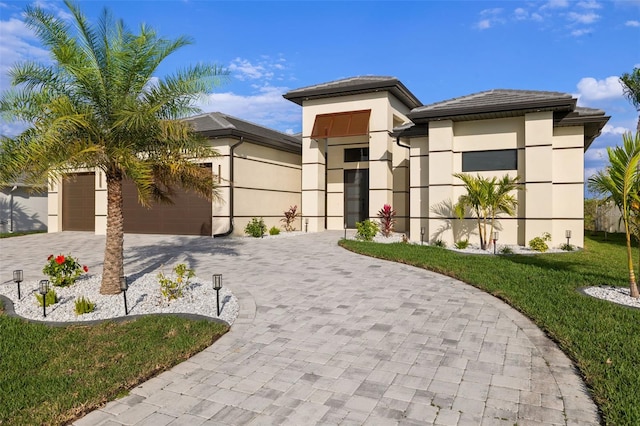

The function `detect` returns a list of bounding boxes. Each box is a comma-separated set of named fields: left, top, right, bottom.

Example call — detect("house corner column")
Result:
left=302, top=136, right=326, bottom=232
left=427, top=120, right=454, bottom=245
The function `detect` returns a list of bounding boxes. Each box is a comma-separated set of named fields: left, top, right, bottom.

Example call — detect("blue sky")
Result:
left=1, top=0, right=639, bottom=190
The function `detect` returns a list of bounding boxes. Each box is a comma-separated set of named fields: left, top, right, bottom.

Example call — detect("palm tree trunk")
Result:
left=100, top=171, right=125, bottom=295
left=476, top=218, right=484, bottom=249
left=625, top=221, right=640, bottom=298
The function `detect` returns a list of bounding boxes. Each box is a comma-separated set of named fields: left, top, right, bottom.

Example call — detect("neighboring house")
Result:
left=282, top=77, right=609, bottom=248
left=47, top=76, right=610, bottom=247
left=0, top=182, right=47, bottom=233
left=47, top=112, right=301, bottom=236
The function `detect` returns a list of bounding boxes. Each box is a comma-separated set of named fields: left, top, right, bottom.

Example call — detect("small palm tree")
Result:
left=620, top=67, right=640, bottom=133
left=0, top=1, right=228, bottom=294
left=454, top=173, right=520, bottom=250
left=589, top=132, right=640, bottom=298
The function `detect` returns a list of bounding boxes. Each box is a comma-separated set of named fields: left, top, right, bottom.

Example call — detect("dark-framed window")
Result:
left=344, top=148, right=369, bottom=163
left=462, top=149, right=517, bottom=172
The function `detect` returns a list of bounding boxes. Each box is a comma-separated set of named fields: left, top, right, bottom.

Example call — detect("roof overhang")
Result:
left=554, top=109, right=610, bottom=151
left=311, top=110, right=371, bottom=139
left=197, top=128, right=301, bottom=154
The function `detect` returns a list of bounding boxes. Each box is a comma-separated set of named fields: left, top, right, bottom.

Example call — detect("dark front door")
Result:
left=62, top=172, right=95, bottom=231
left=344, top=169, right=369, bottom=228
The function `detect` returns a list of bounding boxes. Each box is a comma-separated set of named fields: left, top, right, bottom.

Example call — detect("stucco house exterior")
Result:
left=47, top=112, right=301, bottom=236
left=47, top=75, right=609, bottom=247
left=0, top=182, right=47, bottom=233
left=282, top=77, right=609, bottom=248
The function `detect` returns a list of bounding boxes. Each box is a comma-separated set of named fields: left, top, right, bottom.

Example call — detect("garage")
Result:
left=62, top=172, right=96, bottom=231
left=122, top=165, right=213, bottom=236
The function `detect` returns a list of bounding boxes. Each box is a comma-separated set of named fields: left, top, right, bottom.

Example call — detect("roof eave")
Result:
left=199, top=129, right=301, bottom=154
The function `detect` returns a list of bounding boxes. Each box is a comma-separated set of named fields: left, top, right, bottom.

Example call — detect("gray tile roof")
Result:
left=408, top=89, right=576, bottom=122
left=183, top=112, right=301, bottom=154
left=283, top=76, right=422, bottom=109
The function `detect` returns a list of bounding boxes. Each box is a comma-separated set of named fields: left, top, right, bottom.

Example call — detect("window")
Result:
left=462, top=149, right=517, bottom=172
left=344, top=148, right=369, bottom=163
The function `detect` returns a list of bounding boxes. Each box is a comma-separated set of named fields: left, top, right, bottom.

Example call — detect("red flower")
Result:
left=47, top=255, right=53, bottom=261
left=55, top=255, right=65, bottom=265
left=83, top=265, right=89, bottom=273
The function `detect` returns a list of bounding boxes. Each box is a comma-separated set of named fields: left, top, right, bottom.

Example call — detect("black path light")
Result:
left=13, top=270, right=23, bottom=300
left=213, top=274, right=222, bottom=316
left=305, top=218, right=309, bottom=233
left=493, top=231, right=499, bottom=255
left=120, top=276, right=129, bottom=315
left=420, top=227, right=425, bottom=245
left=565, top=229, right=572, bottom=247
left=38, top=279, right=49, bottom=318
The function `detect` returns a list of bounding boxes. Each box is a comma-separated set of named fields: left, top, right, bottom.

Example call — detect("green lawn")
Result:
left=0, top=230, right=46, bottom=238
left=0, top=313, right=228, bottom=425
left=340, top=232, right=639, bottom=426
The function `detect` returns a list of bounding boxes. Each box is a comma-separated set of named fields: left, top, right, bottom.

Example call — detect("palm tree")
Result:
left=620, top=67, right=640, bottom=133
left=454, top=173, right=520, bottom=250
left=0, top=1, right=227, bottom=294
left=588, top=132, right=640, bottom=298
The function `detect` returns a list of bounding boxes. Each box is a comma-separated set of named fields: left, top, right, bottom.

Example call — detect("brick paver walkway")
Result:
left=0, top=231, right=599, bottom=425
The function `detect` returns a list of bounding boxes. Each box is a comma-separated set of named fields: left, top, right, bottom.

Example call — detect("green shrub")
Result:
left=355, top=220, right=379, bottom=241
left=158, top=263, right=195, bottom=301
left=35, top=289, right=58, bottom=307
left=561, top=243, right=575, bottom=251
left=42, top=254, right=88, bottom=287
left=245, top=217, right=267, bottom=238
left=529, top=232, right=551, bottom=252
left=499, top=246, right=514, bottom=255
left=454, top=239, right=469, bottom=249
left=74, top=296, right=96, bottom=315
left=431, top=239, right=446, bottom=248
left=269, top=226, right=280, bottom=235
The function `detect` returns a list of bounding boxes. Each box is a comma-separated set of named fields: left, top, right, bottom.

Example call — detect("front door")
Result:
left=344, top=169, right=369, bottom=228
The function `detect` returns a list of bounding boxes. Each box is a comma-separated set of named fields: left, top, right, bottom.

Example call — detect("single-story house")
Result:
left=47, top=76, right=609, bottom=247
left=0, top=181, right=47, bottom=233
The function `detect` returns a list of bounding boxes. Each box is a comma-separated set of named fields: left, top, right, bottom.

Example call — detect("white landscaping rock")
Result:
left=0, top=273, right=239, bottom=325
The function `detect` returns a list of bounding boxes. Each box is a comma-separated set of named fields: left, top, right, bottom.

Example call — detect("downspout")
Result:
left=395, top=135, right=410, bottom=150
left=214, top=136, right=244, bottom=237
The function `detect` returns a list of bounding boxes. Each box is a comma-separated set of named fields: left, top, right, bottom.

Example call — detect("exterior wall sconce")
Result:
left=420, top=227, right=425, bottom=245
left=13, top=270, right=23, bottom=300
left=565, top=230, right=572, bottom=246
left=305, top=218, right=309, bottom=233
left=120, top=276, right=129, bottom=315
left=213, top=274, right=222, bottom=316
left=38, top=280, right=49, bottom=318
left=492, top=231, right=499, bottom=255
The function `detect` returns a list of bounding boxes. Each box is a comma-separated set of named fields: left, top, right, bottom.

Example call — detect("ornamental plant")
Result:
left=158, top=263, right=195, bottom=301
left=281, top=205, right=300, bottom=231
left=74, top=296, right=96, bottom=315
left=43, top=254, right=88, bottom=287
left=35, top=288, right=58, bottom=307
left=377, top=204, right=396, bottom=237
left=245, top=217, right=267, bottom=237
left=529, top=232, right=551, bottom=252
left=355, top=219, right=379, bottom=241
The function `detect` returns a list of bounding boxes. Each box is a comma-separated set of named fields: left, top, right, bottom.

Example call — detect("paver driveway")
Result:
left=1, top=231, right=599, bottom=425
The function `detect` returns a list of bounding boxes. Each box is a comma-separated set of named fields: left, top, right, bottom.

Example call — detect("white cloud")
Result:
left=571, top=28, right=593, bottom=36
left=576, top=76, right=624, bottom=100
left=626, top=20, right=640, bottom=27
left=584, top=147, right=608, bottom=162
left=568, top=11, right=600, bottom=24
left=475, top=19, right=491, bottom=30
left=602, top=124, right=631, bottom=135
left=577, top=0, right=602, bottom=9
left=541, top=0, right=569, bottom=9
left=514, top=8, right=528, bottom=20
left=196, top=84, right=300, bottom=133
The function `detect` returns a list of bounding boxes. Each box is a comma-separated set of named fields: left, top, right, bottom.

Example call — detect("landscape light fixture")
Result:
left=38, top=280, right=49, bottom=318
left=492, top=231, right=499, bottom=255
left=305, top=218, right=309, bottom=233
left=565, top=230, right=572, bottom=247
left=13, top=270, right=23, bottom=300
left=420, top=227, right=425, bottom=246
left=213, top=274, right=222, bottom=316
left=120, top=276, right=129, bottom=315
left=344, top=222, right=347, bottom=240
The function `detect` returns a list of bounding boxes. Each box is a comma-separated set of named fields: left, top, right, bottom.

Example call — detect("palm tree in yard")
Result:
left=620, top=67, right=640, bottom=133
left=0, top=1, right=227, bottom=294
left=589, top=132, right=640, bottom=298
left=454, top=173, right=520, bottom=250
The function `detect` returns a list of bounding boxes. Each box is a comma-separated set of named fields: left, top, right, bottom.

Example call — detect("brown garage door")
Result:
left=62, top=172, right=96, bottom=231
left=122, top=167, right=213, bottom=236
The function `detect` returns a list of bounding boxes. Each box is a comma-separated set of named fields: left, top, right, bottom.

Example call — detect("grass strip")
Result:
left=340, top=232, right=640, bottom=425
left=0, top=315, right=227, bottom=425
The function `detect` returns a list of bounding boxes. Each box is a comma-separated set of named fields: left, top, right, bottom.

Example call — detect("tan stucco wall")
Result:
left=409, top=113, right=586, bottom=249
left=300, top=91, right=412, bottom=233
